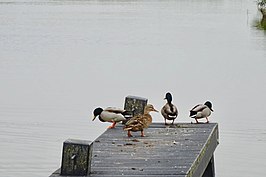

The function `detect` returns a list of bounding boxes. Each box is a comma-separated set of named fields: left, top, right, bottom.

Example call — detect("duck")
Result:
left=92, top=107, right=128, bottom=128
left=161, top=92, right=178, bottom=125
left=123, top=104, right=158, bottom=137
left=189, top=101, right=213, bottom=123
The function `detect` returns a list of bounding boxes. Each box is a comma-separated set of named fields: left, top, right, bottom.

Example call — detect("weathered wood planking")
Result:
left=50, top=123, right=218, bottom=177
left=91, top=123, right=218, bottom=177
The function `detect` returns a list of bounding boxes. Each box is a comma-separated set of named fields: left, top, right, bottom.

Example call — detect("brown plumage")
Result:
left=123, top=104, right=158, bottom=137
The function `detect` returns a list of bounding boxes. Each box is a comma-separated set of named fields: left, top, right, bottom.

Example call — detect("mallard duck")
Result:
left=161, top=92, right=178, bottom=125
left=189, top=101, right=213, bottom=123
left=92, top=107, right=127, bottom=128
left=123, top=104, right=158, bottom=137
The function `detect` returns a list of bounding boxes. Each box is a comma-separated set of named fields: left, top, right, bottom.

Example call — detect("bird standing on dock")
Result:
left=92, top=107, right=127, bottom=128
left=123, top=104, right=158, bottom=137
left=161, top=92, right=178, bottom=125
left=189, top=101, right=213, bottom=123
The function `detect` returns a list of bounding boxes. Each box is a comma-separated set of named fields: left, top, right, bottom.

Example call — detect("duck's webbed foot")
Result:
left=171, top=119, right=175, bottom=125
left=127, top=131, right=133, bottom=137
left=195, top=118, right=199, bottom=124
left=108, top=122, right=116, bottom=129
left=164, top=119, right=167, bottom=125
left=141, top=130, right=145, bottom=137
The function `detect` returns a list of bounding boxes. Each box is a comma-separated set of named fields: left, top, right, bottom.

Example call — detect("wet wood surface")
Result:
left=50, top=123, right=218, bottom=177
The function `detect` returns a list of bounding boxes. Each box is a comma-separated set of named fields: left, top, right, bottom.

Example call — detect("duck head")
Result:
left=204, top=101, right=213, bottom=111
left=92, top=107, right=103, bottom=121
left=144, top=104, right=159, bottom=113
left=164, top=92, right=173, bottom=103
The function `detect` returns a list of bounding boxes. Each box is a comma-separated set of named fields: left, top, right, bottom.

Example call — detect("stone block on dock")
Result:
left=60, top=139, right=93, bottom=176
left=123, top=95, right=148, bottom=118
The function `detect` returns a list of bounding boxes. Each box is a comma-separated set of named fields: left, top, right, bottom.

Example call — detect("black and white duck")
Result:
left=92, top=107, right=127, bottom=128
left=189, top=101, right=213, bottom=123
left=161, top=92, right=178, bottom=125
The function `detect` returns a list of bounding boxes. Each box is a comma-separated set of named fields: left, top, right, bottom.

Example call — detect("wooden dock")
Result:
left=50, top=123, right=219, bottom=177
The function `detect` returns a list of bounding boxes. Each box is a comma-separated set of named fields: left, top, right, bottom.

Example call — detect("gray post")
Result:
left=124, top=95, right=148, bottom=116
left=123, top=96, right=148, bottom=122
left=61, top=139, right=93, bottom=176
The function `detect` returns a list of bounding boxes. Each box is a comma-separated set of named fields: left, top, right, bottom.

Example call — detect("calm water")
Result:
left=0, top=0, right=266, bottom=176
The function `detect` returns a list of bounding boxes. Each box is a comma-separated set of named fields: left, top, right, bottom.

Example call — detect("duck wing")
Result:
left=100, top=110, right=126, bottom=122
left=161, top=103, right=178, bottom=119
left=104, top=107, right=126, bottom=113
left=123, top=115, right=144, bottom=131
left=190, top=104, right=205, bottom=111
left=125, top=115, right=142, bottom=125
left=190, top=104, right=207, bottom=117
left=104, top=107, right=132, bottom=118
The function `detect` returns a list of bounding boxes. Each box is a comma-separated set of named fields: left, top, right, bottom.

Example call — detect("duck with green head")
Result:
left=189, top=101, right=214, bottom=123
left=161, top=92, right=178, bottom=125
left=92, top=107, right=127, bottom=128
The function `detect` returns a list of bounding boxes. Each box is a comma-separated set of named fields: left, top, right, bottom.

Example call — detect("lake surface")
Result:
left=0, top=0, right=266, bottom=176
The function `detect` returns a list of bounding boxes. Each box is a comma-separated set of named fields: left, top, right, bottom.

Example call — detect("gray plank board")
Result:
left=50, top=123, right=218, bottom=177
left=90, top=123, right=218, bottom=177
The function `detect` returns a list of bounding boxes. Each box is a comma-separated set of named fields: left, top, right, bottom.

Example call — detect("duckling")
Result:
left=161, top=92, right=178, bottom=125
left=123, top=104, right=158, bottom=137
left=92, top=107, right=127, bottom=128
left=189, top=101, right=213, bottom=123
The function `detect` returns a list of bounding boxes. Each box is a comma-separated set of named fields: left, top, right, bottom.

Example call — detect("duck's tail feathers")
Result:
left=167, top=115, right=177, bottom=119
left=190, top=110, right=197, bottom=117
left=123, top=126, right=132, bottom=131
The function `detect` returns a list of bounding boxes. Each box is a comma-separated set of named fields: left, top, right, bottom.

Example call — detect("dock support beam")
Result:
left=202, top=155, right=215, bottom=177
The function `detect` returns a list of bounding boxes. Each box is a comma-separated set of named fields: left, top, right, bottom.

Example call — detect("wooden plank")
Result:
left=186, top=124, right=219, bottom=177
left=202, top=156, right=215, bottom=177
left=50, top=123, right=218, bottom=177
left=90, top=123, right=218, bottom=176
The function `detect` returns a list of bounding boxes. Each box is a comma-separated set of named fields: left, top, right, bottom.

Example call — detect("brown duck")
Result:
left=123, top=104, right=158, bottom=137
